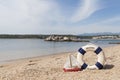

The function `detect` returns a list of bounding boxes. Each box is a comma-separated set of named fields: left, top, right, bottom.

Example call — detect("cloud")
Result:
left=0, top=0, right=62, bottom=34
left=71, top=0, right=101, bottom=23
left=0, top=0, right=117, bottom=34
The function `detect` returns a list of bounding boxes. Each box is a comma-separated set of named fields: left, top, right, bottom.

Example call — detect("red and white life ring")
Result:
left=77, top=43, right=106, bottom=70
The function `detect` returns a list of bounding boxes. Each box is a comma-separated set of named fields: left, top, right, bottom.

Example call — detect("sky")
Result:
left=0, top=0, right=120, bottom=34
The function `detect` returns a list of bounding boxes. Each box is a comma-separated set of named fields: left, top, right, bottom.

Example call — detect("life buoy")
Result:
left=77, top=43, right=106, bottom=70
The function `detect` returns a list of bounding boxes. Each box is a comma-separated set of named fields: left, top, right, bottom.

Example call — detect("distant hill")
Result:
left=79, top=32, right=120, bottom=36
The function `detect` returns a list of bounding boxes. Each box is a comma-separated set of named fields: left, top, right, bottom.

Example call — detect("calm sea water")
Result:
left=0, top=39, right=119, bottom=62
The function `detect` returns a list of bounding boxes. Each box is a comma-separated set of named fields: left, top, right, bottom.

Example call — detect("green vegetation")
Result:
left=0, top=34, right=81, bottom=39
left=0, top=34, right=78, bottom=39
left=0, top=34, right=118, bottom=39
left=0, top=34, right=92, bottom=39
left=76, top=36, right=92, bottom=39
left=0, top=34, right=49, bottom=39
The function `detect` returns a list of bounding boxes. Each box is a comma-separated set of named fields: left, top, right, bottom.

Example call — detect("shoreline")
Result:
left=0, top=51, right=76, bottom=66
left=0, top=45, right=120, bottom=80
left=0, top=44, right=118, bottom=65
left=0, top=44, right=117, bottom=65
left=0, top=44, right=115, bottom=64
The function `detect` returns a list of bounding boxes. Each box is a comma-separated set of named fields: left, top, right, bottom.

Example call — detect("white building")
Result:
left=92, top=35, right=118, bottom=39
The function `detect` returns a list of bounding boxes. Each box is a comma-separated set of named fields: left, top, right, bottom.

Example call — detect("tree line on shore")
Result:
left=0, top=34, right=92, bottom=39
left=0, top=34, right=119, bottom=39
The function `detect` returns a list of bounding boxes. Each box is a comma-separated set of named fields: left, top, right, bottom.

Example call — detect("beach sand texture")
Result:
left=0, top=45, right=120, bottom=80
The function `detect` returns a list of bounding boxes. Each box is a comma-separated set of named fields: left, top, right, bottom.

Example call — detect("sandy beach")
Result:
left=0, top=45, right=120, bottom=80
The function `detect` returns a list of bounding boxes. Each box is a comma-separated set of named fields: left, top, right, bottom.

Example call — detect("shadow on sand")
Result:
left=103, top=64, right=114, bottom=70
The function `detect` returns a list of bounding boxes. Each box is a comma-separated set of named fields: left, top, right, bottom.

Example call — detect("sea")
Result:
left=0, top=39, right=119, bottom=62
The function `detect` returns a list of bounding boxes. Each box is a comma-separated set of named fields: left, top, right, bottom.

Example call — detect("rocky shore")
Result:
left=44, top=35, right=89, bottom=42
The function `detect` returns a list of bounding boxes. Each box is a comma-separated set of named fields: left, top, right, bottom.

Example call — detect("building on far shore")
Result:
left=92, top=35, right=118, bottom=39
